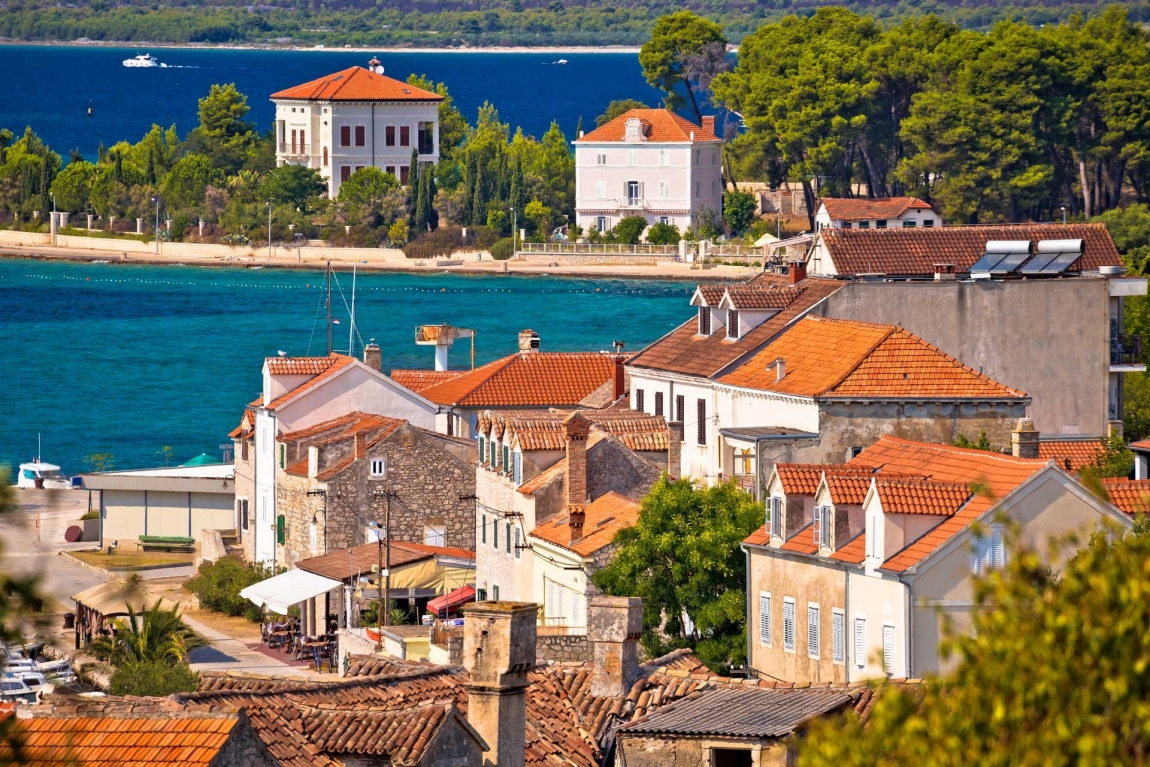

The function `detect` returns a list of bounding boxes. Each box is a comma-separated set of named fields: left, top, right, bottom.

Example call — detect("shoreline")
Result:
left=0, top=40, right=643, bottom=54
left=0, top=247, right=749, bottom=282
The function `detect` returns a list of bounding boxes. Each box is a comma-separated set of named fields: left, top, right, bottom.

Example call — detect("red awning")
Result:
left=427, top=585, right=476, bottom=616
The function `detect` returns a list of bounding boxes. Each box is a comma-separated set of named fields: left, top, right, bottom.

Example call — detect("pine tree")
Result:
left=113, top=153, right=123, bottom=183
left=509, top=154, right=525, bottom=222
left=426, top=167, right=439, bottom=231
left=414, top=169, right=430, bottom=234
left=575, top=115, right=584, bottom=139
left=97, top=141, right=106, bottom=163
left=470, top=157, right=486, bottom=228
left=409, top=146, right=419, bottom=187
left=145, top=150, right=156, bottom=186
left=38, top=151, right=51, bottom=213
left=461, top=150, right=475, bottom=227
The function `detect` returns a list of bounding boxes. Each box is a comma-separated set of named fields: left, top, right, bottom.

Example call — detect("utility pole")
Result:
left=325, top=261, right=332, bottom=356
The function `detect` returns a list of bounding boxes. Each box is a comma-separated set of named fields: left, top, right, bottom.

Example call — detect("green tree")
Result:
left=639, top=11, right=727, bottom=123
left=613, top=215, right=648, bottom=244
left=88, top=601, right=205, bottom=666
left=1085, top=434, right=1135, bottom=478
left=953, top=431, right=993, bottom=451
left=337, top=166, right=399, bottom=224
left=157, top=445, right=175, bottom=467
left=109, top=658, right=200, bottom=697
left=723, top=189, right=756, bottom=234
left=83, top=453, right=115, bottom=473
left=49, top=160, right=97, bottom=214
left=187, top=83, right=258, bottom=173
left=595, top=99, right=650, bottom=127
left=1095, top=203, right=1150, bottom=253
left=593, top=477, right=763, bottom=671
left=523, top=198, right=553, bottom=239
left=161, top=153, right=223, bottom=210
left=258, top=164, right=326, bottom=212
left=646, top=221, right=681, bottom=244
left=800, top=524, right=1150, bottom=766
left=387, top=218, right=409, bottom=246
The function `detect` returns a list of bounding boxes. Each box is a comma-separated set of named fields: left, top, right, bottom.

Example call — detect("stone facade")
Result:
left=233, top=434, right=257, bottom=563
left=535, top=632, right=590, bottom=664
left=616, top=734, right=789, bottom=767
left=212, top=713, right=282, bottom=767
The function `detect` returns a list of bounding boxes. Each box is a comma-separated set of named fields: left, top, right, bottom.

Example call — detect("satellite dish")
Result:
left=367, top=56, right=384, bottom=75
left=374, top=65, right=385, bottom=75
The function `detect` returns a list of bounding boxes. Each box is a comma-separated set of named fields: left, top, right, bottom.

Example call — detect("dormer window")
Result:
left=698, top=306, right=711, bottom=336
left=768, top=497, right=783, bottom=538
left=624, top=117, right=644, bottom=142
left=727, top=309, right=740, bottom=339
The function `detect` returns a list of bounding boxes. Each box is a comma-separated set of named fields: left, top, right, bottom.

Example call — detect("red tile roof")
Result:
left=719, top=316, right=1026, bottom=400
left=875, top=478, right=971, bottom=516
left=743, top=524, right=770, bottom=547
left=829, top=532, right=866, bottom=564
left=818, top=223, right=1121, bottom=277
left=529, top=491, right=641, bottom=556
left=720, top=285, right=802, bottom=310
left=416, top=353, right=618, bottom=408
left=1101, top=478, right=1150, bottom=515
left=271, top=66, right=443, bottom=102
left=267, top=356, right=343, bottom=375
left=576, top=109, right=720, bottom=143
left=478, top=409, right=668, bottom=452
left=1038, top=438, right=1104, bottom=472
left=824, top=474, right=872, bottom=506
left=389, top=369, right=468, bottom=393
left=265, top=354, right=357, bottom=410
left=819, top=196, right=934, bottom=221
left=774, top=464, right=876, bottom=496
left=850, top=436, right=1048, bottom=572
left=779, top=524, right=818, bottom=555
left=628, top=275, right=844, bottom=378
left=1130, top=439, right=1150, bottom=451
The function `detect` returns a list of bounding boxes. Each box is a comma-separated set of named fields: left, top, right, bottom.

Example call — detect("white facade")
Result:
left=272, top=98, right=439, bottom=198
left=574, top=114, right=723, bottom=236
left=628, top=369, right=716, bottom=481
left=813, top=200, right=942, bottom=231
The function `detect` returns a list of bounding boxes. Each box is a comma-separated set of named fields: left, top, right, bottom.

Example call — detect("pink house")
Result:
left=573, top=109, right=724, bottom=237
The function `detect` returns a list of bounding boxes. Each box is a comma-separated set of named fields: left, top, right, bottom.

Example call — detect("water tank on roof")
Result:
left=984, top=240, right=1032, bottom=254
left=1036, top=238, right=1084, bottom=254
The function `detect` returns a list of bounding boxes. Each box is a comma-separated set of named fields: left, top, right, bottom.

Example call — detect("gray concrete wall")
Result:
left=816, top=279, right=1111, bottom=438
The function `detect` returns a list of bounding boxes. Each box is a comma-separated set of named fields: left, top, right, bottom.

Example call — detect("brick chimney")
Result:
left=612, top=356, right=626, bottom=402
left=666, top=421, right=682, bottom=480
left=462, top=601, right=537, bottom=767
left=564, top=412, right=590, bottom=543
left=354, top=431, right=368, bottom=461
left=518, top=329, right=540, bottom=354
left=701, top=115, right=717, bottom=136
left=588, top=596, right=643, bottom=697
left=1010, top=418, right=1039, bottom=459
left=788, top=260, right=807, bottom=285
left=363, top=340, right=381, bottom=371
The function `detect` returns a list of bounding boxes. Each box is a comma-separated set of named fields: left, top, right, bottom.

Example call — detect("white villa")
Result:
left=270, top=58, right=442, bottom=198
left=573, top=108, right=724, bottom=236
left=813, top=196, right=941, bottom=231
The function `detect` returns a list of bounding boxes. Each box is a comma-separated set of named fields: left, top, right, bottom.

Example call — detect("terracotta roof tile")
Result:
left=829, top=532, right=865, bottom=564
left=719, top=316, right=1026, bottom=400
left=271, top=66, right=443, bottom=102
left=1038, top=438, right=1104, bottom=472
left=1101, top=478, right=1150, bottom=515
left=774, top=464, right=876, bottom=496
left=628, top=275, right=844, bottom=378
left=820, top=197, right=934, bottom=221
left=743, top=525, right=770, bottom=546
left=389, top=369, right=468, bottom=393
left=529, top=491, right=641, bottom=556
left=780, top=524, right=818, bottom=555
left=818, top=223, right=1120, bottom=277
left=1129, top=439, right=1150, bottom=451
left=416, top=353, right=617, bottom=407
left=721, top=285, right=802, bottom=310
left=478, top=409, right=668, bottom=452
left=875, top=478, right=971, bottom=516
left=295, top=541, right=434, bottom=581
left=576, top=109, right=719, bottom=143
left=266, top=356, right=343, bottom=376
left=824, top=474, right=871, bottom=506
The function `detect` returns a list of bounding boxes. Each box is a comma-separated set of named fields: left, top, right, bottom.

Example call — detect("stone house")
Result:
left=269, top=410, right=477, bottom=569
left=743, top=430, right=1131, bottom=685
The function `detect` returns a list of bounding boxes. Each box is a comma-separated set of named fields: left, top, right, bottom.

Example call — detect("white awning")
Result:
left=239, top=569, right=342, bottom=615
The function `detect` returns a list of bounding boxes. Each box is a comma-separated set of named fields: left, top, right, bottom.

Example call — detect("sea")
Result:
left=0, top=45, right=664, bottom=159
left=0, top=258, right=691, bottom=474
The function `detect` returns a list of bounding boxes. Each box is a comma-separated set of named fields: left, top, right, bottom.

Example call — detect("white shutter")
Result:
left=807, top=605, right=819, bottom=658
left=854, top=618, right=866, bottom=668
left=812, top=508, right=821, bottom=545
left=832, top=611, right=844, bottom=663
left=759, top=593, right=771, bottom=645
left=974, top=535, right=990, bottom=575
left=513, top=452, right=522, bottom=485
left=882, top=625, right=895, bottom=675
left=991, top=525, right=1006, bottom=570
left=783, top=600, right=795, bottom=651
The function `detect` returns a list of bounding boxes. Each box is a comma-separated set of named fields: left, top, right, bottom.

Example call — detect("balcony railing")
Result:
left=277, top=143, right=311, bottom=157
left=1111, top=334, right=1143, bottom=366
left=519, top=242, right=680, bottom=256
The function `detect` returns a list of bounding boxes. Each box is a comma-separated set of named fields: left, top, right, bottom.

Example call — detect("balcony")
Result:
left=277, top=143, right=311, bottom=158
left=1111, top=334, right=1145, bottom=371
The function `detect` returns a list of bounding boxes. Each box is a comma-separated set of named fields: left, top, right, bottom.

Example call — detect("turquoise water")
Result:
left=0, top=258, right=690, bottom=473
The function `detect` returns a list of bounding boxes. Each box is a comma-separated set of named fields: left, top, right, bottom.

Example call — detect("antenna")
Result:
left=325, top=261, right=332, bottom=356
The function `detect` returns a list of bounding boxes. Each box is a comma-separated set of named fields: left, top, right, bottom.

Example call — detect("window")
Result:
left=675, top=394, right=685, bottom=422
left=400, top=125, right=410, bottom=147
left=636, top=389, right=645, bottom=412
left=478, top=437, right=485, bottom=462
left=832, top=610, right=845, bottom=663
left=841, top=221, right=851, bottom=229
left=400, top=166, right=410, bottom=185
left=492, top=585, right=500, bottom=601
left=627, top=180, right=641, bottom=205
left=698, top=306, right=711, bottom=336
left=425, top=526, right=446, bottom=547
left=481, top=513, right=487, bottom=544
left=854, top=617, right=866, bottom=669
left=902, top=220, right=916, bottom=227
left=595, top=180, right=606, bottom=199
left=477, top=587, right=488, bottom=601
left=659, top=180, right=669, bottom=199
left=783, top=598, right=795, bottom=652
left=758, top=593, right=771, bottom=645
left=727, top=309, right=739, bottom=339
left=279, top=444, right=285, bottom=469
left=596, top=216, right=608, bottom=233
left=385, top=126, right=395, bottom=146
left=711, top=181, right=717, bottom=197
left=596, top=152, right=607, bottom=166
left=370, top=458, right=386, bottom=479
left=972, top=524, right=1006, bottom=575
left=385, top=165, right=396, bottom=178
left=923, top=219, right=935, bottom=228
left=503, top=444, right=510, bottom=473
left=489, top=440, right=497, bottom=467
left=654, top=391, right=664, bottom=417
left=711, top=151, right=717, bottom=164
left=659, top=216, right=669, bottom=225
left=340, top=165, right=351, bottom=182
left=323, top=147, right=328, bottom=167
left=300, top=130, right=306, bottom=151
left=627, top=149, right=638, bottom=166
left=506, top=522, right=512, bottom=553
left=808, top=604, right=820, bottom=658
left=513, top=452, right=522, bottom=485
left=340, top=125, right=351, bottom=147
left=859, top=220, right=871, bottom=229
left=493, top=518, right=498, bottom=549
left=514, top=527, right=521, bottom=559
left=695, top=149, right=701, bottom=164
left=290, top=129, right=297, bottom=152
left=659, top=149, right=670, bottom=166
left=697, top=399, right=707, bottom=445
left=768, top=497, right=783, bottom=538
left=354, top=125, right=366, bottom=147
left=241, top=440, right=248, bottom=462
left=695, top=181, right=701, bottom=197
left=882, top=625, right=895, bottom=675
left=239, top=499, right=249, bottom=531
left=876, top=219, right=888, bottom=229
left=814, top=505, right=831, bottom=548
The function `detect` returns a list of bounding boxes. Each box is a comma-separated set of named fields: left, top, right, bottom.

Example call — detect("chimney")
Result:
left=363, top=340, right=381, bottom=371
left=701, top=115, right=716, bottom=136
left=518, top=329, right=540, bottom=354
left=788, top=260, right=807, bottom=285
left=462, top=601, right=536, bottom=767
left=772, top=358, right=786, bottom=382
left=354, top=431, right=367, bottom=461
left=1010, top=418, right=1039, bottom=459
left=933, top=263, right=956, bottom=281
left=564, top=412, right=590, bottom=542
left=612, top=356, right=626, bottom=402
left=588, top=596, right=643, bottom=697
left=1109, top=420, right=1124, bottom=441
left=666, top=421, right=682, bottom=480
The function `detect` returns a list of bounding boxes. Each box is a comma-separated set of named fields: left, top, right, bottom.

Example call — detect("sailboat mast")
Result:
left=325, top=261, right=332, bottom=356
left=349, top=264, right=357, bottom=358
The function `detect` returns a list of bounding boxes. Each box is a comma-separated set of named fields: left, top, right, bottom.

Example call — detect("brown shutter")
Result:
left=654, top=392, right=664, bottom=417
left=340, top=125, right=351, bottom=147
left=696, top=399, right=706, bottom=445
left=676, top=395, right=685, bottom=422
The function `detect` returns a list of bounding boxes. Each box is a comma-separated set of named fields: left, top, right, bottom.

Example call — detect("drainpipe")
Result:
left=371, top=104, right=376, bottom=169
left=844, top=568, right=851, bottom=681
left=899, top=572, right=912, bottom=679
left=743, top=543, right=751, bottom=673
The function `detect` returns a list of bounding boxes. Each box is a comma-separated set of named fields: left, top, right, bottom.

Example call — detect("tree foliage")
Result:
left=595, top=99, right=650, bottom=127
left=185, top=556, right=275, bottom=621
left=259, top=164, right=326, bottom=211
left=723, top=190, right=756, bottom=234
left=88, top=601, right=205, bottom=666
left=109, top=658, right=200, bottom=697
left=639, top=11, right=727, bottom=123
left=593, top=477, right=763, bottom=671
left=800, top=523, right=1150, bottom=766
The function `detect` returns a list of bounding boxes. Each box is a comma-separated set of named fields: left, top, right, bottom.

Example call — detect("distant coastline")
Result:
left=0, top=39, right=643, bottom=54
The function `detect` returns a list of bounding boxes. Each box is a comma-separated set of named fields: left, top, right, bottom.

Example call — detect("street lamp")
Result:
left=150, top=196, right=160, bottom=255
left=266, top=200, right=274, bottom=261
left=511, top=206, right=517, bottom=260
left=1061, top=206, right=1067, bottom=224
left=367, top=514, right=391, bottom=645
left=49, top=192, right=56, bottom=213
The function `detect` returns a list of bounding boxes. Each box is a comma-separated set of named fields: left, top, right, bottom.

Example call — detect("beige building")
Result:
left=744, top=427, right=1131, bottom=683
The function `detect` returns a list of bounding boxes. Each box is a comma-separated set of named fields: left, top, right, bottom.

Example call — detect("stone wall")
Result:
left=199, top=529, right=227, bottom=566
left=519, top=254, right=675, bottom=266
left=616, top=735, right=788, bottom=767
left=535, top=633, right=589, bottom=663
left=214, top=714, right=281, bottom=767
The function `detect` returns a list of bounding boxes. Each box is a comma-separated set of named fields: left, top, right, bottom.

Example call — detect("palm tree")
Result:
left=89, top=602, right=205, bottom=666
left=227, top=169, right=261, bottom=203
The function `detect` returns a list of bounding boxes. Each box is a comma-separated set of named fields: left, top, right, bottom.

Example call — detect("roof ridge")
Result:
left=868, top=435, right=1047, bottom=464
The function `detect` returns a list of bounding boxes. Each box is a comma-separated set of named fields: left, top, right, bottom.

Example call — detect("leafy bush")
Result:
left=723, top=190, right=757, bottom=235
left=109, top=658, right=200, bottom=696
left=613, top=216, right=648, bottom=245
left=491, top=238, right=514, bottom=260
left=79, top=510, right=99, bottom=521
left=646, top=222, right=681, bottom=245
left=403, top=226, right=479, bottom=259
left=185, top=556, right=273, bottom=621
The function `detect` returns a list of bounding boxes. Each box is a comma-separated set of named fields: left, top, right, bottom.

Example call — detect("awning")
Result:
left=73, top=581, right=173, bottom=618
left=239, top=569, right=342, bottom=615
left=426, top=585, right=476, bottom=617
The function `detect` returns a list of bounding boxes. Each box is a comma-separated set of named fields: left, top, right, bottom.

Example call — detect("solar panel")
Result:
left=969, top=251, right=1009, bottom=274
left=1040, top=251, right=1082, bottom=273
left=989, top=252, right=1032, bottom=274
left=1018, top=251, right=1059, bottom=274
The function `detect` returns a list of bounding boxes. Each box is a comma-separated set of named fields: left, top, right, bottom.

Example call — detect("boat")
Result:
left=556, top=58, right=568, bottom=64
left=16, top=459, right=71, bottom=489
left=0, top=675, right=38, bottom=705
left=122, top=53, right=159, bottom=67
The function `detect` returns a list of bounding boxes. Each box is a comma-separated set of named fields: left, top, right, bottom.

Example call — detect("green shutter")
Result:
left=478, top=437, right=484, bottom=461
left=493, top=519, right=498, bottom=549
left=506, top=522, right=511, bottom=553
left=503, top=445, right=510, bottom=472
left=481, top=514, right=486, bottom=543
left=279, top=444, right=285, bottom=469
left=276, top=515, right=285, bottom=545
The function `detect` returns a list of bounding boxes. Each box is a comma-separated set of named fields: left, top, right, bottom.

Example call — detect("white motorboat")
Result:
left=0, top=675, right=38, bottom=704
left=123, top=53, right=159, bottom=67
left=16, top=459, right=70, bottom=489
left=556, top=58, right=568, bottom=64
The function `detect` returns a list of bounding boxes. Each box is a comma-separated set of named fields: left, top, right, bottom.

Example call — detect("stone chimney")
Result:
left=666, top=421, right=682, bottom=480
left=1109, top=420, right=1124, bottom=441
left=462, top=601, right=537, bottom=767
left=518, top=329, right=540, bottom=354
left=354, top=431, right=368, bottom=461
left=588, top=596, right=643, bottom=697
left=612, top=356, right=626, bottom=402
left=788, top=260, right=807, bottom=285
left=564, top=412, right=590, bottom=543
left=363, top=340, right=381, bottom=371
left=701, top=115, right=717, bottom=136
left=1011, top=418, right=1039, bottom=459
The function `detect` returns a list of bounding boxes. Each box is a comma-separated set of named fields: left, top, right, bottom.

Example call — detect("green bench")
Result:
left=136, top=535, right=195, bottom=553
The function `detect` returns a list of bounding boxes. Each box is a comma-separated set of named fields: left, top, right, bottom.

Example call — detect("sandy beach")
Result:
left=0, top=39, right=644, bottom=54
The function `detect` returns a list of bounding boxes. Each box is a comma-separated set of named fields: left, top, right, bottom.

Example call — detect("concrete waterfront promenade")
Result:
left=0, top=230, right=757, bottom=280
